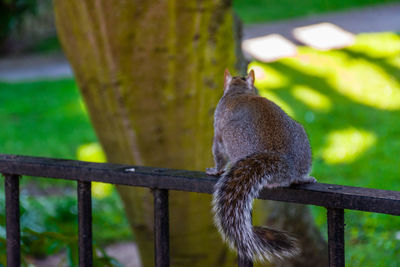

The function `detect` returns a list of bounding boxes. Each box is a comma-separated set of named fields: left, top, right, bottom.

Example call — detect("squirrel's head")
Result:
left=223, top=69, right=255, bottom=95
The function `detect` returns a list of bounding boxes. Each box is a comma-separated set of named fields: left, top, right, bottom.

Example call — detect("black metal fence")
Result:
left=1, top=154, right=400, bottom=267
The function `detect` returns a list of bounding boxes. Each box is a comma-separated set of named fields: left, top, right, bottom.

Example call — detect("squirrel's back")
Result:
left=217, top=92, right=310, bottom=171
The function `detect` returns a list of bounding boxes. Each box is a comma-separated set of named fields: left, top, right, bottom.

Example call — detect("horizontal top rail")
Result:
left=1, top=154, right=400, bottom=216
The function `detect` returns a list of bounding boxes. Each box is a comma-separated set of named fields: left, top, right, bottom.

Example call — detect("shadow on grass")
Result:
left=341, top=48, right=400, bottom=84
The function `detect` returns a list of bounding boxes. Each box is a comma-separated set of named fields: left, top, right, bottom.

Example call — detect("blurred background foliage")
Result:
left=0, top=0, right=37, bottom=43
left=1, top=0, right=400, bottom=266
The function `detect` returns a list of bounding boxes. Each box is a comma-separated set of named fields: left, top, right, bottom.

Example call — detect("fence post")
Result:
left=154, top=189, right=170, bottom=267
left=4, top=174, right=21, bottom=267
left=78, top=181, right=93, bottom=267
left=327, top=208, right=345, bottom=267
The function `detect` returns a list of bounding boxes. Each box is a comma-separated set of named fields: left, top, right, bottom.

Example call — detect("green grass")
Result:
left=0, top=79, right=95, bottom=158
left=233, top=0, right=400, bottom=24
left=1, top=32, right=400, bottom=266
left=250, top=32, right=400, bottom=266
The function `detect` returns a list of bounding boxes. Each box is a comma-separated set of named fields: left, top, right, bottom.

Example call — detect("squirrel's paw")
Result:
left=293, top=176, right=317, bottom=185
left=206, top=167, right=224, bottom=177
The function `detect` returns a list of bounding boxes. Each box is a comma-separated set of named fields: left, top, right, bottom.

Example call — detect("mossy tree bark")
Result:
left=53, top=1, right=327, bottom=266
left=54, top=1, right=239, bottom=266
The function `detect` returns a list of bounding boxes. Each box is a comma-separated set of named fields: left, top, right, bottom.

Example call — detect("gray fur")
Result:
left=207, top=70, right=316, bottom=262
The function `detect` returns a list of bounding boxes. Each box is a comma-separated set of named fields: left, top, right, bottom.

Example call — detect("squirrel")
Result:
left=206, top=69, right=316, bottom=262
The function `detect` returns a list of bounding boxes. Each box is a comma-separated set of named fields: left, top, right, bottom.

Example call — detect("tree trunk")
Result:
left=254, top=201, right=328, bottom=267
left=54, top=0, right=240, bottom=266
left=53, top=1, right=327, bottom=266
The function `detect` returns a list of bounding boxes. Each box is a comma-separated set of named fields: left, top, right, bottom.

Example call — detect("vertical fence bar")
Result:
left=327, top=208, right=345, bottom=267
left=77, top=181, right=93, bottom=267
left=4, top=174, right=21, bottom=267
left=154, top=189, right=170, bottom=267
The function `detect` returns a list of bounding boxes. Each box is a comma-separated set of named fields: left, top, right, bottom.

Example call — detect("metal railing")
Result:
left=1, top=154, right=400, bottom=267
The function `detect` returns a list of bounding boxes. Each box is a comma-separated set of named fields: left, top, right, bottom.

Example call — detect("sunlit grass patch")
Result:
left=292, top=85, right=332, bottom=112
left=77, top=143, right=106, bottom=163
left=280, top=35, right=400, bottom=110
left=347, top=32, right=400, bottom=58
left=249, top=62, right=289, bottom=89
left=77, top=143, right=113, bottom=199
left=321, top=128, right=377, bottom=164
left=328, top=58, right=400, bottom=110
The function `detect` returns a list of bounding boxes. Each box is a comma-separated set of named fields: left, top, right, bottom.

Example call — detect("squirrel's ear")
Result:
left=246, top=69, right=255, bottom=88
left=224, top=68, right=232, bottom=91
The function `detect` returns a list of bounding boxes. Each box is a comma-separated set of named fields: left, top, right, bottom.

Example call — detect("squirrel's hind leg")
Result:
left=207, top=135, right=229, bottom=176
left=292, top=176, right=317, bottom=185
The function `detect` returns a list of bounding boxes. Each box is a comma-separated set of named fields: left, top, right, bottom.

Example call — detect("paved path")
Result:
left=0, top=52, right=73, bottom=81
left=0, top=2, right=399, bottom=81
left=244, top=2, right=400, bottom=41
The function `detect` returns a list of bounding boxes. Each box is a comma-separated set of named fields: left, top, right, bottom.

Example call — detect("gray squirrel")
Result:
left=206, top=69, right=316, bottom=262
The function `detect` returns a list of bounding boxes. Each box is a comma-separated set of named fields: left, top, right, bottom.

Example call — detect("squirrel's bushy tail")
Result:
left=212, top=153, right=300, bottom=262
